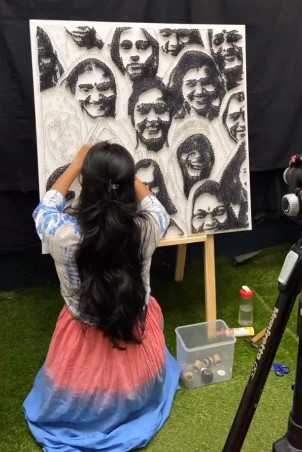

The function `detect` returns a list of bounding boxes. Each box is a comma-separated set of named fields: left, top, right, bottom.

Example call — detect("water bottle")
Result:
left=238, top=285, right=254, bottom=326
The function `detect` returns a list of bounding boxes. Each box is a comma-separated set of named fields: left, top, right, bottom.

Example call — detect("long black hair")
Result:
left=75, top=142, right=148, bottom=348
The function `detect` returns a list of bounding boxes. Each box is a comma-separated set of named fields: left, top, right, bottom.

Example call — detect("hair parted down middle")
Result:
left=75, top=142, right=150, bottom=349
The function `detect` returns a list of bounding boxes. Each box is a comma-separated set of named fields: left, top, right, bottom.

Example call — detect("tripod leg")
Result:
left=223, top=243, right=302, bottom=452
left=273, top=295, right=302, bottom=451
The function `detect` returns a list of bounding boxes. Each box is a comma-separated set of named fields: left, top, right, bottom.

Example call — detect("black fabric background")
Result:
left=1, top=0, right=301, bottom=256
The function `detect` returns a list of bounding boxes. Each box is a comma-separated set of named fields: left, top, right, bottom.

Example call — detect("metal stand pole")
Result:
left=273, top=294, right=302, bottom=451
left=223, top=240, right=302, bottom=452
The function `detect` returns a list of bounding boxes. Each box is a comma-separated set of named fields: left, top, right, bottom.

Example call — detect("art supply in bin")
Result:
left=218, top=326, right=254, bottom=337
left=175, top=320, right=236, bottom=390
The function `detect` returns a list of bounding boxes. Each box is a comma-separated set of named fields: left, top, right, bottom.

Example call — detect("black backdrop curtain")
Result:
left=1, top=0, right=301, bottom=261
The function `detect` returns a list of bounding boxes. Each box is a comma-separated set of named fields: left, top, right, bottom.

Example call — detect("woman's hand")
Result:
left=74, top=144, right=93, bottom=168
left=49, top=144, right=93, bottom=196
left=135, top=176, right=152, bottom=202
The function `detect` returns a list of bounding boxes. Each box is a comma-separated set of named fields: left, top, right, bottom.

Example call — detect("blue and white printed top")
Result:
left=33, top=190, right=170, bottom=325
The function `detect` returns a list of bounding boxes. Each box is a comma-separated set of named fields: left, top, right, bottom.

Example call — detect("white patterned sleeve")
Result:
left=33, top=190, right=80, bottom=258
left=140, top=195, right=170, bottom=243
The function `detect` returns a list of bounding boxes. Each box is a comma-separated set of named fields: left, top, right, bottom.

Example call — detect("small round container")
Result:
left=238, top=286, right=254, bottom=326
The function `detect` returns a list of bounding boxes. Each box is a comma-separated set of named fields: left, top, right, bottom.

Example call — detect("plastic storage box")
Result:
left=175, top=320, right=236, bottom=389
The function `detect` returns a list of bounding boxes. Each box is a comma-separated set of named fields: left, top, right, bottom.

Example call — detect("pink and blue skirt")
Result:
left=23, top=297, right=180, bottom=451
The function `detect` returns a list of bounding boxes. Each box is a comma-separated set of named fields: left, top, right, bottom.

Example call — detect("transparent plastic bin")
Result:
left=175, top=320, right=236, bottom=389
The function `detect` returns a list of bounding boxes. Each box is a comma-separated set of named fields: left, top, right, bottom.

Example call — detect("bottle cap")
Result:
left=240, top=285, right=254, bottom=298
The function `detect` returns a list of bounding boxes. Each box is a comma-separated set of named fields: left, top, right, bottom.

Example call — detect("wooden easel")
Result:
left=158, top=234, right=216, bottom=321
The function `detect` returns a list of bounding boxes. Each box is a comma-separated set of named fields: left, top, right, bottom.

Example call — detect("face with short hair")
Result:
left=118, top=28, right=153, bottom=81
left=159, top=28, right=192, bottom=56
left=225, top=96, right=246, bottom=142
left=211, top=30, right=243, bottom=70
left=133, top=87, right=171, bottom=151
left=182, top=65, right=222, bottom=117
left=192, top=192, right=228, bottom=232
left=74, top=66, right=116, bottom=118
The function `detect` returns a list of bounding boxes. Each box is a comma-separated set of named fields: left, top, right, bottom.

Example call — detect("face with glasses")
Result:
left=211, top=30, right=243, bottom=72
left=118, top=28, right=153, bottom=81
left=133, top=87, right=171, bottom=151
left=192, top=192, right=228, bottom=232
left=182, top=64, right=223, bottom=117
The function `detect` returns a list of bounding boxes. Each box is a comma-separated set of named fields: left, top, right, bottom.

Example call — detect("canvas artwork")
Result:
left=30, top=20, right=251, bottom=238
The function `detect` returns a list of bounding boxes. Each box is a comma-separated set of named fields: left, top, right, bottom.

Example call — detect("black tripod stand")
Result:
left=223, top=239, right=302, bottom=452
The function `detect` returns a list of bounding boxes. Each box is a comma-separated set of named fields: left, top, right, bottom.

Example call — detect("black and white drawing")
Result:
left=65, top=58, right=117, bottom=119
left=136, top=159, right=177, bottom=214
left=128, top=77, right=172, bottom=152
left=65, top=26, right=104, bottom=50
left=158, top=28, right=203, bottom=57
left=37, top=27, right=64, bottom=91
left=169, top=50, right=226, bottom=121
left=110, top=27, right=159, bottom=82
left=177, top=133, right=215, bottom=198
left=190, top=180, right=238, bottom=233
left=222, top=90, right=245, bottom=143
left=30, top=20, right=251, bottom=238
left=208, top=28, right=244, bottom=91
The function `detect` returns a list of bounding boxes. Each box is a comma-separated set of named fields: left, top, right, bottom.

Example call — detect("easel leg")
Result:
left=174, top=244, right=187, bottom=282
left=204, top=234, right=216, bottom=321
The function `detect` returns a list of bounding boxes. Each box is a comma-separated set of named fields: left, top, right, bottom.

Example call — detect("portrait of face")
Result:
left=209, top=29, right=243, bottom=90
left=177, top=133, right=215, bottom=198
left=159, top=28, right=203, bottom=57
left=37, top=27, right=64, bottom=91
left=182, top=65, right=222, bottom=118
left=169, top=51, right=226, bottom=121
left=65, top=26, right=103, bottom=50
left=136, top=159, right=177, bottom=214
left=192, top=192, right=228, bottom=233
left=224, top=92, right=245, bottom=142
left=66, top=59, right=116, bottom=118
left=134, top=88, right=170, bottom=151
left=111, top=27, right=158, bottom=82
left=129, top=78, right=172, bottom=152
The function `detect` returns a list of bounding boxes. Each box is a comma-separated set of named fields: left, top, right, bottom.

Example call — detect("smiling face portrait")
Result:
left=159, top=28, right=203, bottom=57
left=182, top=65, right=220, bottom=117
left=209, top=29, right=243, bottom=90
left=111, top=27, right=158, bottom=82
left=128, top=77, right=172, bottom=152
left=169, top=51, right=226, bottom=121
left=65, top=26, right=103, bottom=50
left=191, top=181, right=230, bottom=233
left=177, top=133, right=215, bottom=198
left=223, top=91, right=246, bottom=142
left=66, top=59, right=116, bottom=118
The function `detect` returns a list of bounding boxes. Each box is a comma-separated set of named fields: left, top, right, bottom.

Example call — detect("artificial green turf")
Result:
left=0, top=243, right=299, bottom=451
